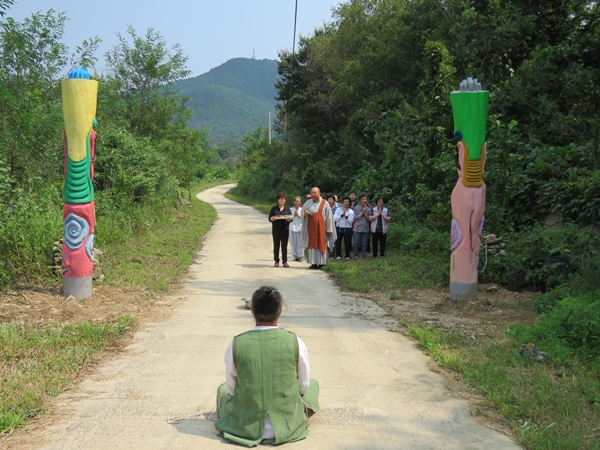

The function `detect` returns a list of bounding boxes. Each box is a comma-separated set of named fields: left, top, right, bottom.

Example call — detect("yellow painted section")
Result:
left=462, top=142, right=485, bottom=187
left=61, top=79, right=98, bottom=162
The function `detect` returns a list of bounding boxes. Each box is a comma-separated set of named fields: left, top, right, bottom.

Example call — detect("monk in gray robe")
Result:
left=300, top=187, right=336, bottom=269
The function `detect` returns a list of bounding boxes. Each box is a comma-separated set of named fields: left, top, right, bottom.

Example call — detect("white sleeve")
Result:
left=225, top=339, right=237, bottom=396
left=333, top=208, right=341, bottom=224
left=348, top=208, right=355, bottom=224
left=296, top=335, right=310, bottom=395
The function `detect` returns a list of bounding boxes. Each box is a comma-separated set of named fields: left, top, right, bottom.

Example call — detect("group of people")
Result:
left=269, top=187, right=391, bottom=269
left=213, top=188, right=391, bottom=446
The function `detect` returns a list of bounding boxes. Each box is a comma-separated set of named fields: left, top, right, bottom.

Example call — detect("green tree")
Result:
left=105, top=26, right=191, bottom=140
left=243, top=0, right=600, bottom=228
left=0, top=0, right=13, bottom=18
left=160, top=127, right=210, bottom=200
left=0, top=10, right=100, bottom=189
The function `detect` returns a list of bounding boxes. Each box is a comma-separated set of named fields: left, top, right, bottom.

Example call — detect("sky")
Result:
left=7, top=0, right=342, bottom=78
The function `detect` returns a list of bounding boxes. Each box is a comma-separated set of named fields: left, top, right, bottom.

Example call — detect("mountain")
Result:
left=174, top=58, right=279, bottom=143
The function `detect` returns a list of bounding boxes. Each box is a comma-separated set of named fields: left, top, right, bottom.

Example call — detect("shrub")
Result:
left=94, top=127, right=176, bottom=205
left=0, top=186, right=63, bottom=285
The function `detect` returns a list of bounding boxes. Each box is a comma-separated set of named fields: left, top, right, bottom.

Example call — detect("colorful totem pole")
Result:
left=449, top=77, right=488, bottom=301
left=62, top=68, right=98, bottom=300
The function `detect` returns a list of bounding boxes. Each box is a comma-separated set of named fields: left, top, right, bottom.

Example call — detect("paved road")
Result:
left=22, top=185, right=520, bottom=449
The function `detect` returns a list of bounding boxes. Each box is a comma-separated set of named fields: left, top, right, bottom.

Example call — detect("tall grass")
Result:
left=0, top=179, right=228, bottom=292
left=409, top=322, right=600, bottom=449
left=0, top=186, right=63, bottom=286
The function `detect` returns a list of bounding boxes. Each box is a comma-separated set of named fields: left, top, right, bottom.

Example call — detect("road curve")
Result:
left=25, top=184, right=519, bottom=449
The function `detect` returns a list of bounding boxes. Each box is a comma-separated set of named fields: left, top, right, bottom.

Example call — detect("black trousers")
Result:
left=372, top=231, right=387, bottom=257
left=335, top=228, right=352, bottom=258
left=272, top=229, right=288, bottom=263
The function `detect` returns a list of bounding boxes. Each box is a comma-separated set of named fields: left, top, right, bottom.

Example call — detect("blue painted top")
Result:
left=68, top=67, right=90, bottom=79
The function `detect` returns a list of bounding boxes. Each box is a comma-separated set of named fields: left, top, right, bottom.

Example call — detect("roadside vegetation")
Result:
left=1, top=0, right=599, bottom=447
left=0, top=316, right=135, bottom=434
left=228, top=2, right=600, bottom=446
left=0, top=180, right=226, bottom=436
left=229, top=191, right=600, bottom=449
left=0, top=4, right=231, bottom=436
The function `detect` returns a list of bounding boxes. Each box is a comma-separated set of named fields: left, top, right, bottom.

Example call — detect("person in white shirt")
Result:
left=289, top=196, right=304, bottom=262
left=333, top=197, right=354, bottom=260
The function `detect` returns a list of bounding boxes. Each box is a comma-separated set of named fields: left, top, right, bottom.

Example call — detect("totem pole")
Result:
left=449, top=77, right=488, bottom=301
left=61, top=68, right=98, bottom=300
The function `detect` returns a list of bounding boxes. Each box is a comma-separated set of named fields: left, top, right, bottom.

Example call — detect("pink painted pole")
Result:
left=449, top=78, right=489, bottom=300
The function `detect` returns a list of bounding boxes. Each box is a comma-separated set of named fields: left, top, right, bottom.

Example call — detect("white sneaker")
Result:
left=336, top=256, right=342, bottom=260
left=345, top=257, right=350, bottom=260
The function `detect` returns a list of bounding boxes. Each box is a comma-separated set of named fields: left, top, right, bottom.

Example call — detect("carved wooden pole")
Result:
left=449, top=78, right=488, bottom=300
left=61, top=68, right=98, bottom=299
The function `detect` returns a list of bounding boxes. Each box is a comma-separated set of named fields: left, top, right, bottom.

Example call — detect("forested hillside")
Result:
left=175, top=58, right=278, bottom=143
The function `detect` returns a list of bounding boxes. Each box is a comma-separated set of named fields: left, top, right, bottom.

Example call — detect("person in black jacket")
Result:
left=269, top=192, right=292, bottom=267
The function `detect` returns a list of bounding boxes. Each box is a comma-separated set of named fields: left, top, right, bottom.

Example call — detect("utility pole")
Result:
left=285, top=0, right=299, bottom=142
left=268, top=112, right=272, bottom=144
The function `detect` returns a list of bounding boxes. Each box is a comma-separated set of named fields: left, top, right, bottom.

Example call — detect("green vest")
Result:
left=215, top=328, right=310, bottom=446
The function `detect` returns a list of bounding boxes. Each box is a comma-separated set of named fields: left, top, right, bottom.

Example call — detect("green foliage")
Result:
left=94, top=126, right=176, bottom=204
left=544, top=295, right=600, bottom=362
left=233, top=126, right=305, bottom=200
left=234, top=0, right=600, bottom=299
left=0, top=186, right=62, bottom=284
left=0, top=10, right=219, bottom=288
left=105, top=26, right=191, bottom=140
left=248, top=0, right=600, bottom=230
left=197, top=164, right=231, bottom=182
left=407, top=322, right=600, bottom=449
left=0, top=1, right=14, bottom=17
left=478, top=223, right=600, bottom=293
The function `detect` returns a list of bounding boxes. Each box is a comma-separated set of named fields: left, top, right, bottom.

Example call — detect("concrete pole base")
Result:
left=449, top=282, right=477, bottom=301
left=63, top=276, right=92, bottom=300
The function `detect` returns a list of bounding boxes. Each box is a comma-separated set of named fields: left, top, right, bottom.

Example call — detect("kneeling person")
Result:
left=215, top=286, right=319, bottom=447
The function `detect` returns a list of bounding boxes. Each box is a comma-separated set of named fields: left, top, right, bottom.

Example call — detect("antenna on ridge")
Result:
left=252, top=48, right=255, bottom=59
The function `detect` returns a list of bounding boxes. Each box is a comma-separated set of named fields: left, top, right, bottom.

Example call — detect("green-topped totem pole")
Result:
left=61, top=68, right=98, bottom=300
left=449, top=77, right=489, bottom=300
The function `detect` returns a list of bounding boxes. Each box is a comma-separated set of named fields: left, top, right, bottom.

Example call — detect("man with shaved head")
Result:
left=300, top=187, right=337, bottom=269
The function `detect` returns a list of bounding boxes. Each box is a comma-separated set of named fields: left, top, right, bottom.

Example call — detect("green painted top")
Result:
left=451, top=90, right=489, bottom=160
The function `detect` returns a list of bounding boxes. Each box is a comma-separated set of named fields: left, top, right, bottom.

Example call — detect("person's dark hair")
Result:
left=326, top=193, right=335, bottom=200
left=375, top=196, right=384, bottom=204
left=251, top=286, right=284, bottom=322
left=342, top=197, right=351, bottom=204
left=349, top=191, right=356, bottom=195
left=359, top=192, right=368, bottom=201
left=276, top=192, right=287, bottom=201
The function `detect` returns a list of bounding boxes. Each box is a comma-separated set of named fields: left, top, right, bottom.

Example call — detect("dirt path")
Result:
left=6, top=185, right=520, bottom=449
